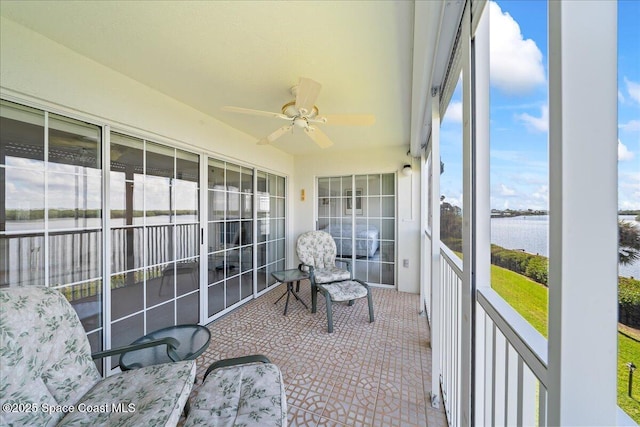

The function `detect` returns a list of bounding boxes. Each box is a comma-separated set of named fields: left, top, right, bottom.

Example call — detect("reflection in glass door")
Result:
left=0, top=100, right=105, bottom=367
left=317, top=174, right=395, bottom=286
left=255, top=171, right=286, bottom=293
left=207, top=159, right=254, bottom=317
left=1, top=99, right=290, bottom=374
left=109, top=133, right=200, bottom=366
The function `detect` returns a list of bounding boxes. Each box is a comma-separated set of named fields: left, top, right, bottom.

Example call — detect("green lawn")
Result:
left=489, top=264, right=640, bottom=422
left=618, top=332, right=640, bottom=422
left=490, top=265, right=548, bottom=336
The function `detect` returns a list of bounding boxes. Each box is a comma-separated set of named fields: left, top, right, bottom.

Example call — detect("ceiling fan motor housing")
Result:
left=281, top=101, right=319, bottom=120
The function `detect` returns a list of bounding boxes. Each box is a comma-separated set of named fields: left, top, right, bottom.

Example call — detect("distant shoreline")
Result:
left=491, top=212, right=639, bottom=219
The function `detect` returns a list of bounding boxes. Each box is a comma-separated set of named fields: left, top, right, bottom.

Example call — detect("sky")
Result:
left=440, top=0, right=640, bottom=211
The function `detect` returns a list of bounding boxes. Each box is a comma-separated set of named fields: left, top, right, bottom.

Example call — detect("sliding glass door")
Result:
left=317, top=173, right=395, bottom=286
left=205, top=161, right=286, bottom=320
left=109, top=133, right=200, bottom=365
left=1, top=98, right=289, bottom=372
left=206, top=159, right=254, bottom=317
left=0, top=100, right=105, bottom=365
left=256, top=171, right=286, bottom=293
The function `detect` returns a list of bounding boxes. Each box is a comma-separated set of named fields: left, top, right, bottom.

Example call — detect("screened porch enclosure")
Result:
left=419, top=1, right=629, bottom=426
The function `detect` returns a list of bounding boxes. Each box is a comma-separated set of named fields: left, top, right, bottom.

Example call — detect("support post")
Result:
left=430, top=88, right=442, bottom=409
left=461, top=4, right=474, bottom=425
left=547, top=1, right=618, bottom=425
left=471, top=5, right=491, bottom=426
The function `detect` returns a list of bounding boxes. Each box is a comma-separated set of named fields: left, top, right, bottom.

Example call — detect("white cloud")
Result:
left=515, top=105, right=548, bottom=133
left=618, top=140, right=635, bottom=161
left=532, top=185, right=548, bottom=203
left=625, top=77, right=640, bottom=104
left=619, top=172, right=640, bottom=210
left=619, top=119, right=640, bottom=132
left=444, top=101, right=463, bottom=123
left=500, top=184, right=516, bottom=196
left=489, top=1, right=546, bottom=94
left=618, top=90, right=626, bottom=103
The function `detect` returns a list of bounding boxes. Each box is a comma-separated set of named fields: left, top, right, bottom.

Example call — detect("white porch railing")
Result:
left=433, top=242, right=638, bottom=426
left=439, top=244, right=463, bottom=426
left=475, top=287, right=548, bottom=426
left=437, top=242, right=549, bottom=427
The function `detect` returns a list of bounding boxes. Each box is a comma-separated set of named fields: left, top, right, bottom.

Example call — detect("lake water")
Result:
left=491, top=215, right=640, bottom=279
left=5, top=215, right=639, bottom=279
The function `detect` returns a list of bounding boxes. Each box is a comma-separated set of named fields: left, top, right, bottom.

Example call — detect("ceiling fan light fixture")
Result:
left=293, top=117, right=308, bottom=128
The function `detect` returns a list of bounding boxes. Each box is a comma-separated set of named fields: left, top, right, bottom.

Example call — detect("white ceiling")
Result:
left=0, top=0, right=430, bottom=156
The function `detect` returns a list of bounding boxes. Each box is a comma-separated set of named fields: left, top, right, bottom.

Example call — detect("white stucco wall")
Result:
left=0, top=17, right=292, bottom=173
left=1, top=17, right=421, bottom=295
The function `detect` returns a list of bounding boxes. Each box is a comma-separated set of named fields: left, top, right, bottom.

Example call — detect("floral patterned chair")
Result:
left=296, top=230, right=374, bottom=333
left=0, top=286, right=196, bottom=427
left=296, top=231, right=352, bottom=303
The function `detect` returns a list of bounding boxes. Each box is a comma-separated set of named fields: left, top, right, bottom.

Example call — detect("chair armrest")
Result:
left=298, top=263, right=314, bottom=273
left=203, top=354, right=271, bottom=381
left=353, top=278, right=370, bottom=289
left=298, top=263, right=316, bottom=283
left=335, top=258, right=353, bottom=277
left=91, top=337, right=180, bottom=362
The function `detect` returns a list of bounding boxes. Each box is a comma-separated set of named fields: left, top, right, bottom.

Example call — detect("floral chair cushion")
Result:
left=296, top=231, right=339, bottom=270
left=319, top=280, right=369, bottom=302
left=313, top=266, right=351, bottom=284
left=57, top=361, right=195, bottom=427
left=296, top=231, right=351, bottom=284
left=0, top=286, right=102, bottom=427
left=184, top=362, right=286, bottom=427
left=315, top=279, right=374, bottom=333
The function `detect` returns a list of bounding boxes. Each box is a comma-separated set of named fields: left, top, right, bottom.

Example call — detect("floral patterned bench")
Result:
left=184, top=355, right=287, bottom=427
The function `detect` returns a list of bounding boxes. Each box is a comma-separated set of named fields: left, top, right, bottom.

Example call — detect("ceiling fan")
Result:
left=222, top=77, right=375, bottom=148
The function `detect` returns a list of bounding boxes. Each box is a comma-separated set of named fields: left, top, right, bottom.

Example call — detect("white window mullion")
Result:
left=199, top=154, right=207, bottom=324
left=43, top=111, right=49, bottom=287
left=252, top=168, right=258, bottom=296
left=102, top=125, right=111, bottom=373
left=142, top=139, right=147, bottom=334
left=172, top=149, right=177, bottom=324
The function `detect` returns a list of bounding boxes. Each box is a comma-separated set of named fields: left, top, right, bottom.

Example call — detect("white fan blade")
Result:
left=312, top=114, right=375, bottom=126
left=304, top=126, right=334, bottom=148
left=257, top=125, right=292, bottom=145
left=222, top=106, right=288, bottom=120
left=295, top=78, right=322, bottom=116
